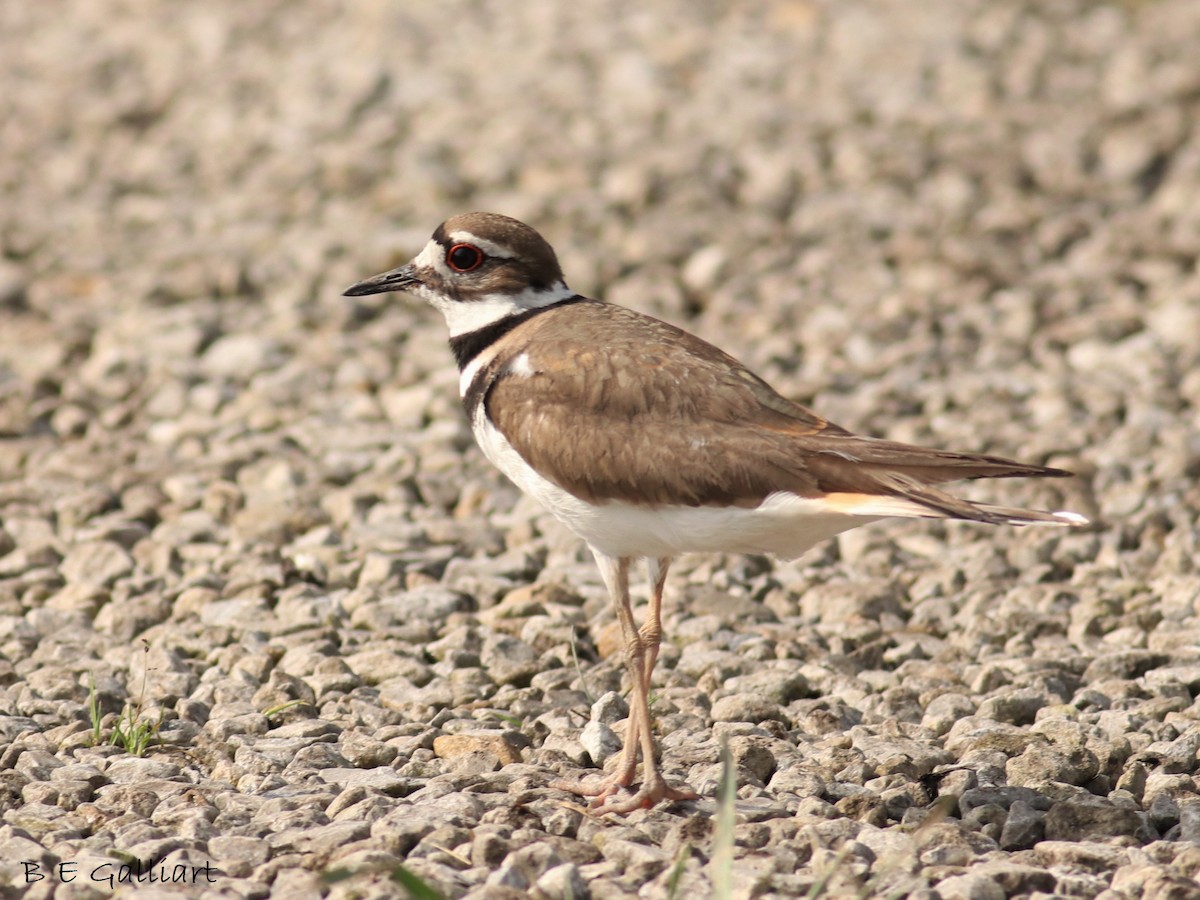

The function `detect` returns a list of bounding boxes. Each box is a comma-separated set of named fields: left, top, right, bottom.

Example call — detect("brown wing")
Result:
left=485, top=301, right=1068, bottom=512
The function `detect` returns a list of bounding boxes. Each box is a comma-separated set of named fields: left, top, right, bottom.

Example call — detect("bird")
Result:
left=343, top=212, right=1088, bottom=813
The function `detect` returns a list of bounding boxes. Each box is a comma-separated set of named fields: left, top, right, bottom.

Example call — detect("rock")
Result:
left=480, top=633, right=541, bottom=687
left=1110, top=860, right=1200, bottom=900
left=1044, top=796, right=1150, bottom=843
left=922, top=693, right=977, bottom=735
left=0, top=260, right=27, bottom=308
left=1180, top=800, right=1200, bottom=844
left=914, top=822, right=998, bottom=867
left=976, top=689, right=1047, bottom=725
left=944, top=717, right=1038, bottom=756
left=596, top=838, right=670, bottom=883
left=432, top=733, right=523, bottom=766
left=58, top=540, right=134, bottom=587
left=934, top=873, right=1005, bottom=900
left=711, top=693, right=787, bottom=725
left=850, top=729, right=953, bottom=779
left=1083, top=651, right=1170, bottom=682
left=580, top=720, right=621, bottom=767
left=536, top=862, right=589, bottom=900
left=200, top=333, right=284, bottom=378
left=485, top=863, right=529, bottom=890
left=970, top=861, right=1056, bottom=895
left=317, top=768, right=411, bottom=795
left=1000, top=800, right=1046, bottom=851
left=106, top=758, right=183, bottom=783
left=720, top=667, right=812, bottom=706
left=1006, top=743, right=1100, bottom=788
left=725, top=735, right=782, bottom=784
left=590, top=691, right=628, bottom=726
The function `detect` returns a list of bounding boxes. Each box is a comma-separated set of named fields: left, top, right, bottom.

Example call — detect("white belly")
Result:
left=472, top=414, right=876, bottom=560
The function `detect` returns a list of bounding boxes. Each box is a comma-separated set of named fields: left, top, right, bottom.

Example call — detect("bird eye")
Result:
left=446, top=243, right=484, bottom=273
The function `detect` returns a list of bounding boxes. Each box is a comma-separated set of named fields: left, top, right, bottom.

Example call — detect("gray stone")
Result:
left=317, top=768, right=411, bottom=795
left=1084, top=651, right=1171, bottom=682
left=914, top=822, right=998, bottom=867
left=105, top=758, right=183, bottom=783
left=710, top=693, right=787, bottom=725
left=976, top=688, right=1047, bottom=725
left=480, top=633, right=540, bottom=687
left=536, top=862, right=590, bottom=900
left=1044, top=796, right=1149, bottom=842
left=720, top=667, right=812, bottom=706
left=935, top=873, right=1005, bottom=900
left=200, top=333, right=284, bottom=378
left=580, top=720, right=621, bottom=767
left=58, top=540, right=134, bottom=587
left=970, top=861, right=1056, bottom=896
left=922, top=693, right=977, bottom=735
left=485, top=863, right=529, bottom=890
left=597, top=838, right=670, bottom=883
left=1180, top=800, right=1200, bottom=844
left=590, top=691, right=628, bottom=726
left=999, top=800, right=1045, bottom=851
left=1007, top=743, right=1100, bottom=788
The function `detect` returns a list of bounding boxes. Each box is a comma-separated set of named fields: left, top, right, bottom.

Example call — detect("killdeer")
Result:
left=344, top=212, right=1088, bottom=812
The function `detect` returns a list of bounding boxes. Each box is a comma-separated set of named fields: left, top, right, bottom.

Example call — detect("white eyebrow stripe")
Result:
left=447, top=231, right=515, bottom=259
left=415, top=239, right=448, bottom=275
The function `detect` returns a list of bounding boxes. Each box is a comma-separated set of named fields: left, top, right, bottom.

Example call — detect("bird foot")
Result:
left=552, top=774, right=698, bottom=814
left=594, top=777, right=699, bottom=814
left=550, top=774, right=631, bottom=806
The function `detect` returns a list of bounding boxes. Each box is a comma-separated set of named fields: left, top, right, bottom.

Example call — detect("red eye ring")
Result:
left=446, top=243, right=484, bottom=273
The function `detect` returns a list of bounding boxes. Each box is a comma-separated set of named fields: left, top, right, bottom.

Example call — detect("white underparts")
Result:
left=471, top=411, right=877, bottom=560
left=470, top=411, right=1087, bottom=559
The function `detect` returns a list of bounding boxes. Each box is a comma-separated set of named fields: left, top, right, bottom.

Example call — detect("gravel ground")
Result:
left=2, top=1, right=1199, bottom=897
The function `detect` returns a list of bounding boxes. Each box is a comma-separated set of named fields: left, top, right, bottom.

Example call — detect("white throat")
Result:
left=410, top=238, right=575, bottom=337
left=427, top=284, right=575, bottom=337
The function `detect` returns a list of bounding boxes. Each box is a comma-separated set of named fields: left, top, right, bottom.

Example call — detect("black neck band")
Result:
left=448, top=295, right=587, bottom=370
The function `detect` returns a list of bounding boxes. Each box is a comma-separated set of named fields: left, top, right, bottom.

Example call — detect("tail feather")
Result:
left=971, top=503, right=1089, bottom=527
left=822, top=490, right=1089, bottom=528
left=810, top=436, right=1075, bottom=485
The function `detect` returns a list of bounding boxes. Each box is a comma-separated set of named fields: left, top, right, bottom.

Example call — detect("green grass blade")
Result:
left=666, top=841, right=692, bottom=899
left=390, top=864, right=446, bottom=900
left=711, top=738, right=736, bottom=900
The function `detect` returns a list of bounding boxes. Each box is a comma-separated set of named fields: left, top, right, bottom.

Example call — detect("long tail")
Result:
left=969, top=502, right=1088, bottom=527
left=821, top=488, right=1089, bottom=528
left=796, top=434, right=1089, bottom=527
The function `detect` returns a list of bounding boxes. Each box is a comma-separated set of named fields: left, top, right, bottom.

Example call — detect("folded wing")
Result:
left=486, top=301, right=1083, bottom=526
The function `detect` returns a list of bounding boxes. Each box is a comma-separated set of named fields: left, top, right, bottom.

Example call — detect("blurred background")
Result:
left=3, top=0, right=1198, bottom=475
left=1, top=0, right=1199, bottom=894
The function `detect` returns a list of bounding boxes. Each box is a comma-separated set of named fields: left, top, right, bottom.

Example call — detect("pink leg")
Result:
left=553, top=553, right=695, bottom=812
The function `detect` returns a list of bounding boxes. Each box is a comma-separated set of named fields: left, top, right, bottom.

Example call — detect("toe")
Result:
left=595, top=779, right=699, bottom=815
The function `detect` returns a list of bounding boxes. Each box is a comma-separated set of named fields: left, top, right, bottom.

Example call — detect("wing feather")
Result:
left=483, top=301, right=1073, bottom=520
